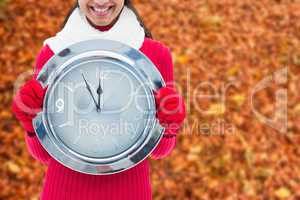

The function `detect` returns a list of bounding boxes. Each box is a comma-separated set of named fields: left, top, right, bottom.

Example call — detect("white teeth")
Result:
left=93, top=7, right=109, bottom=12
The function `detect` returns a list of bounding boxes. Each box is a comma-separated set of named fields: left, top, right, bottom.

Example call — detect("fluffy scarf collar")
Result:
left=43, top=6, right=145, bottom=54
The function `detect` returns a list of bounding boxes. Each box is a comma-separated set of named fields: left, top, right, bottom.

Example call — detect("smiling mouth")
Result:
left=89, top=5, right=114, bottom=17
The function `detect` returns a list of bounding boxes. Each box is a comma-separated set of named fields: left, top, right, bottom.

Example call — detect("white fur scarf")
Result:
left=43, top=6, right=145, bottom=54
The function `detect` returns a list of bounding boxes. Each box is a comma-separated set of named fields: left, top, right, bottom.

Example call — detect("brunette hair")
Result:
left=61, top=0, right=153, bottom=38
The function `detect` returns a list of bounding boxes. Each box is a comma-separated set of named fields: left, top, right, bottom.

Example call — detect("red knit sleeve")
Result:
left=13, top=45, right=54, bottom=164
left=28, top=44, right=55, bottom=164
left=150, top=45, right=182, bottom=160
left=33, top=44, right=55, bottom=79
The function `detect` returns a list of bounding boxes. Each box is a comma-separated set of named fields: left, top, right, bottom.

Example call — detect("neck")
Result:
left=85, top=17, right=114, bottom=31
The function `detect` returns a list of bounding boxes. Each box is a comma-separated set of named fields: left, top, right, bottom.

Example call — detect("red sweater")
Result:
left=15, top=32, right=183, bottom=199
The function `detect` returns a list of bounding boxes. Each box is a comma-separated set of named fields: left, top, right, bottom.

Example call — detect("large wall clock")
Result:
left=33, top=39, right=165, bottom=175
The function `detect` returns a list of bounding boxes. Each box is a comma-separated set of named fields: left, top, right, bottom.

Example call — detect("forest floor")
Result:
left=0, top=0, right=300, bottom=199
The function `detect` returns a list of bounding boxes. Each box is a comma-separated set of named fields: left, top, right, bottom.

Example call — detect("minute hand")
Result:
left=81, top=73, right=99, bottom=111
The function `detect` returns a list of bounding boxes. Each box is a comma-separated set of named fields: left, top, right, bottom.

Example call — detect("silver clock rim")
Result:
left=33, top=39, right=166, bottom=175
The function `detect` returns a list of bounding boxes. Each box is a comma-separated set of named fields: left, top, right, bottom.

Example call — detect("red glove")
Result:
left=154, top=87, right=186, bottom=136
left=12, top=78, right=46, bottom=134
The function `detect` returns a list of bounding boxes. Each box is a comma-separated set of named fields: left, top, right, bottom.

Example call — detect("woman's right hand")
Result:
left=12, top=78, right=47, bottom=135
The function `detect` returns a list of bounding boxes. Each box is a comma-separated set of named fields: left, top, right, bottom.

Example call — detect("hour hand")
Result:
left=97, top=73, right=103, bottom=112
left=81, top=73, right=99, bottom=111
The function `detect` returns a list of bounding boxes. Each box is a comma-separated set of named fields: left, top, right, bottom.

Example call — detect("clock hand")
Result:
left=81, top=73, right=99, bottom=111
left=97, top=72, right=103, bottom=112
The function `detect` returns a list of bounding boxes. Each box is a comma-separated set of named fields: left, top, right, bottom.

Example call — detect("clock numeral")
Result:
left=56, top=98, right=64, bottom=112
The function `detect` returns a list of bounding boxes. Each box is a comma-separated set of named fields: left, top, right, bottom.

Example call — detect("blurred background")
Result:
left=1, top=0, right=300, bottom=199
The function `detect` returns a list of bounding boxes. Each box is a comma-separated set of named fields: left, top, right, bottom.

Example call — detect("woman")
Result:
left=12, top=0, right=186, bottom=199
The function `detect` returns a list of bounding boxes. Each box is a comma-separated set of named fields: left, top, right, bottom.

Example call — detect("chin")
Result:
left=86, top=15, right=113, bottom=27
left=94, top=20, right=112, bottom=26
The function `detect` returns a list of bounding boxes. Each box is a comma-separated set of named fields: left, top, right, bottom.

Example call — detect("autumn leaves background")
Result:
left=1, top=0, right=300, bottom=199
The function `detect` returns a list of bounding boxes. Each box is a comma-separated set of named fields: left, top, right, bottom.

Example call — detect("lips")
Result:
left=89, top=5, right=114, bottom=17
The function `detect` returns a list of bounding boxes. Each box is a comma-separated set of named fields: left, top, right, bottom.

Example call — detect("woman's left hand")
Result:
left=154, top=87, right=186, bottom=135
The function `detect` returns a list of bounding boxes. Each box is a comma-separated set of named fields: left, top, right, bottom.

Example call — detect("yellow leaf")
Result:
left=6, top=161, right=21, bottom=174
left=294, top=103, right=300, bottom=115
left=245, top=148, right=254, bottom=167
left=175, top=54, right=189, bottom=65
left=243, top=181, right=256, bottom=196
left=275, top=187, right=291, bottom=199
left=201, top=15, right=223, bottom=28
left=255, top=167, right=274, bottom=178
left=30, top=196, right=39, bottom=200
left=206, top=103, right=225, bottom=116
left=226, top=64, right=240, bottom=77
left=187, top=153, right=199, bottom=161
left=231, top=94, right=246, bottom=106
left=292, top=54, right=300, bottom=67
left=189, top=145, right=203, bottom=154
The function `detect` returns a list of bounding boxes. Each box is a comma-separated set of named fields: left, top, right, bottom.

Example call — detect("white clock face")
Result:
left=45, top=60, right=152, bottom=158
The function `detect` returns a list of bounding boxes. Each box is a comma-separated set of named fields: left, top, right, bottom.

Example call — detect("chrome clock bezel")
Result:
left=33, top=39, right=165, bottom=175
